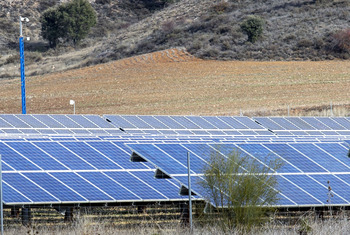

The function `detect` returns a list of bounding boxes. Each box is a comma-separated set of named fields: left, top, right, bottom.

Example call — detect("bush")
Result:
left=200, top=146, right=282, bottom=231
left=330, top=28, right=350, bottom=53
left=40, top=0, right=97, bottom=48
left=240, top=15, right=265, bottom=43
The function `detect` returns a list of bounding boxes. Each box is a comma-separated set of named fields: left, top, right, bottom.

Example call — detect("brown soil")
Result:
left=1, top=48, right=350, bottom=116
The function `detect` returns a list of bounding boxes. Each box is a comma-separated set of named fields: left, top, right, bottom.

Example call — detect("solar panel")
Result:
left=83, top=115, right=115, bottom=128
left=154, top=116, right=186, bottom=129
left=170, top=116, right=201, bottom=129
left=0, top=114, right=30, bottom=128
left=137, top=116, right=169, bottom=129
left=185, top=116, right=217, bottom=129
left=284, top=117, right=315, bottom=130
left=253, top=117, right=284, bottom=130
left=32, top=115, right=66, bottom=128
left=269, top=117, right=300, bottom=130
left=331, top=117, right=350, bottom=129
left=15, top=115, right=48, bottom=128
left=103, top=115, right=136, bottom=129
left=315, top=117, right=345, bottom=130
left=300, top=117, right=330, bottom=130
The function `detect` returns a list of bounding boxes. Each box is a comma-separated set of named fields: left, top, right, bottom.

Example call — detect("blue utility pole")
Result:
left=19, top=16, right=28, bottom=114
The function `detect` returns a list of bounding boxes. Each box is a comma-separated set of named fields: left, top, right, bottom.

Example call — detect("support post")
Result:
left=21, top=207, right=31, bottom=226
left=64, top=207, right=73, bottom=222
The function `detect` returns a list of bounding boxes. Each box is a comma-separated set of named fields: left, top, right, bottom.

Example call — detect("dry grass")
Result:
left=1, top=48, right=350, bottom=116
left=4, top=215, right=350, bottom=235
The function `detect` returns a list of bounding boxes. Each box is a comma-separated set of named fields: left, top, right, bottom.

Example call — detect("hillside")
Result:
left=0, top=48, right=349, bottom=115
left=0, top=0, right=350, bottom=80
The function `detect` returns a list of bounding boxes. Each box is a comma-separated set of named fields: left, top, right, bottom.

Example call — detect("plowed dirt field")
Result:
left=1, top=48, right=350, bottom=116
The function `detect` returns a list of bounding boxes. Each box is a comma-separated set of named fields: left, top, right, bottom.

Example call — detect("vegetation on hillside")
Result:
left=1, top=0, right=350, bottom=78
left=40, top=0, right=97, bottom=48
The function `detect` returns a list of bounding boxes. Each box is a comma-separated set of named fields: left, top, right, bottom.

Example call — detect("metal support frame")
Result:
left=21, top=207, right=31, bottom=226
left=187, top=152, right=193, bottom=232
left=0, top=154, right=3, bottom=235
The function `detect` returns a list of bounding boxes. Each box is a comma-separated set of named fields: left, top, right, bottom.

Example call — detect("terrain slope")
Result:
left=1, top=49, right=349, bottom=116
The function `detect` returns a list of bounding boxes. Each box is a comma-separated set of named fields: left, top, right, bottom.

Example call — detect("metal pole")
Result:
left=330, top=101, right=333, bottom=117
left=19, top=16, right=26, bottom=114
left=0, top=154, right=3, bottom=235
left=73, top=103, right=75, bottom=115
left=187, top=152, right=193, bottom=232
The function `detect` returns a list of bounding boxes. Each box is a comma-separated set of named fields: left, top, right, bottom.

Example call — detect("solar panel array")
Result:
left=1, top=114, right=350, bottom=208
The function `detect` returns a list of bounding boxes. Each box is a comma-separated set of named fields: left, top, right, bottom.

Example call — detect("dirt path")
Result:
left=1, top=48, right=350, bottom=116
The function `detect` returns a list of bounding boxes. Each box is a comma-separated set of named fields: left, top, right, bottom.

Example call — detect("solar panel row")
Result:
left=127, top=142, right=350, bottom=207
left=104, top=115, right=265, bottom=130
left=254, top=117, right=350, bottom=131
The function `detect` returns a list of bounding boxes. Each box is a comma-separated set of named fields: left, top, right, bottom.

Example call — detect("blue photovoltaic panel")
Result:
left=269, top=117, right=300, bottom=130
left=37, top=129, right=58, bottom=135
left=283, top=175, right=348, bottom=204
left=5, top=142, right=68, bottom=170
left=23, top=172, right=85, bottom=202
left=253, top=117, right=284, bottom=130
left=155, top=144, right=207, bottom=173
left=300, top=117, right=330, bottom=130
left=87, top=142, right=149, bottom=169
left=237, top=144, right=301, bottom=173
left=315, top=143, right=350, bottom=168
left=105, top=171, right=168, bottom=200
left=185, top=116, right=217, bottom=129
left=130, top=171, right=186, bottom=200
left=103, top=115, right=136, bottom=129
left=3, top=173, right=59, bottom=202
left=0, top=114, right=30, bottom=128
left=50, top=172, right=113, bottom=201
left=15, top=115, right=48, bottom=128
left=77, top=172, right=140, bottom=201
left=121, top=116, right=152, bottom=129
left=289, top=143, right=350, bottom=172
left=60, top=142, right=122, bottom=169
left=0, top=142, right=40, bottom=171
left=218, top=117, right=249, bottom=129
left=66, top=115, right=99, bottom=128
left=0, top=117, right=13, bottom=128
left=171, top=175, right=206, bottom=197
left=137, top=116, right=169, bottom=129
left=284, top=117, right=315, bottom=130
left=49, top=115, right=82, bottom=128
left=129, top=144, right=188, bottom=175
left=264, top=144, right=327, bottom=173
left=2, top=183, right=31, bottom=204
left=32, top=115, right=65, bottom=128
left=154, top=116, right=186, bottom=129
left=277, top=176, right=320, bottom=205
left=170, top=116, right=200, bottom=129
left=315, top=117, right=345, bottom=130
left=234, top=117, right=264, bottom=129
left=33, top=142, right=95, bottom=170
left=84, top=115, right=115, bottom=128
left=310, top=174, right=350, bottom=202
left=201, top=116, right=233, bottom=129
left=19, top=129, right=39, bottom=134
left=331, top=117, right=350, bottom=129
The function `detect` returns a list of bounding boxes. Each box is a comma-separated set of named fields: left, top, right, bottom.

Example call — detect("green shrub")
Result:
left=200, top=146, right=282, bottom=231
left=40, top=0, right=97, bottom=48
left=240, top=15, right=265, bottom=43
